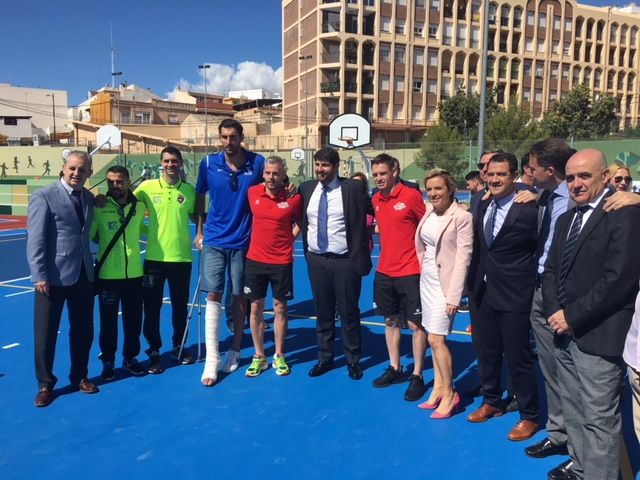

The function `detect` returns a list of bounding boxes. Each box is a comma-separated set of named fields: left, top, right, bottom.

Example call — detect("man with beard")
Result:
left=90, top=166, right=147, bottom=380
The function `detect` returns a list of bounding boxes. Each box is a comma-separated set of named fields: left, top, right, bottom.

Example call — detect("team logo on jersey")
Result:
left=277, top=201, right=290, bottom=209
left=177, top=194, right=185, bottom=204
left=152, top=196, right=161, bottom=205
left=375, top=205, right=380, bottom=212
left=393, top=202, right=407, bottom=211
left=244, top=286, right=252, bottom=294
left=108, top=221, right=119, bottom=231
left=255, top=199, right=260, bottom=205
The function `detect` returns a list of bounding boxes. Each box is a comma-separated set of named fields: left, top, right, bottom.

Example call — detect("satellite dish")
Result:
left=96, top=124, right=122, bottom=149
left=61, top=148, right=72, bottom=160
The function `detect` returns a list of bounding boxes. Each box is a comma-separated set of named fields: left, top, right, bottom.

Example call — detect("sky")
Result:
left=1, top=0, right=283, bottom=107
left=0, top=0, right=630, bottom=108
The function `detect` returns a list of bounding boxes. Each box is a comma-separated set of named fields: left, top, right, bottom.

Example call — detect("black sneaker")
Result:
left=404, top=374, right=427, bottom=401
left=101, top=361, right=115, bottom=381
left=172, top=347, right=195, bottom=365
left=147, top=351, right=165, bottom=374
left=372, top=365, right=404, bottom=388
left=123, top=358, right=145, bottom=376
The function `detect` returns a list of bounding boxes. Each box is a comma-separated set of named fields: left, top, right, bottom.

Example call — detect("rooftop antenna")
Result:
left=110, top=23, right=116, bottom=88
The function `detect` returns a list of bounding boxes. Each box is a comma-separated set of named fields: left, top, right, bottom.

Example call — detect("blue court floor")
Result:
left=0, top=226, right=637, bottom=479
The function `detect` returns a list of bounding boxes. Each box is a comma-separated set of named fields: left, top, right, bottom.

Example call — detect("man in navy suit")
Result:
left=299, top=147, right=373, bottom=380
left=467, top=152, right=540, bottom=441
left=543, top=149, right=640, bottom=480
left=27, top=150, right=98, bottom=407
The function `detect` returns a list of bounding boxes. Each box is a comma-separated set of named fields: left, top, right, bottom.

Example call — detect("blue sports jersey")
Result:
left=196, top=150, right=265, bottom=249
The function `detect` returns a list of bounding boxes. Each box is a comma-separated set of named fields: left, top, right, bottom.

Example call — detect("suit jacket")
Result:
left=299, top=177, right=373, bottom=276
left=542, top=191, right=640, bottom=356
left=415, top=202, right=474, bottom=306
left=27, top=180, right=95, bottom=285
left=468, top=195, right=538, bottom=312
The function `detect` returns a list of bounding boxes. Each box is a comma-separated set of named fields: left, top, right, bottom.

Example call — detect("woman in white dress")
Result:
left=414, top=169, right=474, bottom=419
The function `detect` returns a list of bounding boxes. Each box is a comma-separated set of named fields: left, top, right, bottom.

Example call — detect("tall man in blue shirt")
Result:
left=195, top=119, right=265, bottom=386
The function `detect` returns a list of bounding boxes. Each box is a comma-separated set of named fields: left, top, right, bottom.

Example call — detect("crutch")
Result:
left=177, top=249, right=204, bottom=361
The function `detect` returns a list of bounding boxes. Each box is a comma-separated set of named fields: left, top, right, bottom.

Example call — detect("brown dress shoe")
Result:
left=34, top=386, right=55, bottom=407
left=78, top=378, right=99, bottom=394
left=467, top=403, right=503, bottom=423
left=508, top=420, right=539, bottom=441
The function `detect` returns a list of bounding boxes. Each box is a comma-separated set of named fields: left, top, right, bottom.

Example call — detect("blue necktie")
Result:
left=71, top=190, right=84, bottom=226
left=317, top=185, right=329, bottom=252
left=483, top=200, right=498, bottom=246
left=557, top=205, right=590, bottom=306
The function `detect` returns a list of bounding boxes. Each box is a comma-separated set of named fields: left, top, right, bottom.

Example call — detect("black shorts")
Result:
left=244, top=258, right=293, bottom=302
left=374, top=272, right=422, bottom=326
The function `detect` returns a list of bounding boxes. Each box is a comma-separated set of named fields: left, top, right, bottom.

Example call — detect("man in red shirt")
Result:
left=371, top=154, right=427, bottom=401
left=244, top=156, right=302, bottom=377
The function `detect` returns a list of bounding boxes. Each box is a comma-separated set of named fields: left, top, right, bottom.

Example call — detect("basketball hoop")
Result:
left=338, top=137, right=355, bottom=149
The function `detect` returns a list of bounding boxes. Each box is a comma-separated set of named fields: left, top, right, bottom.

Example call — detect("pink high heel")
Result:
left=418, top=395, right=442, bottom=410
left=431, top=392, right=461, bottom=419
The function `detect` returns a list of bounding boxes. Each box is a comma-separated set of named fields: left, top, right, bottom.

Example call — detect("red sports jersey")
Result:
left=247, top=184, right=302, bottom=264
left=373, top=183, right=426, bottom=277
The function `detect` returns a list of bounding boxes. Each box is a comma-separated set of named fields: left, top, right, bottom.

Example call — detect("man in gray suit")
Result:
left=27, top=150, right=98, bottom=407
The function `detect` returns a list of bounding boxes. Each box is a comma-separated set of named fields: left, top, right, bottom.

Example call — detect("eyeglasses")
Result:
left=614, top=175, right=632, bottom=183
left=229, top=171, right=240, bottom=192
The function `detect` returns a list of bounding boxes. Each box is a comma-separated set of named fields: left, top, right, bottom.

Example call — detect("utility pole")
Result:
left=46, top=93, right=56, bottom=145
left=199, top=64, right=211, bottom=153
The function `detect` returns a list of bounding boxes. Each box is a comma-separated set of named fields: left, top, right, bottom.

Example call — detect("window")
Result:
left=381, top=16, right=391, bottom=32
left=535, top=63, right=544, bottom=78
left=415, top=21, right=424, bottom=36
left=525, top=38, right=533, bottom=52
left=168, top=114, right=179, bottom=125
left=537, top=41, right=545, bottom=53
left=380, top=75, right=390, bottom=90
left=415, top=0, right=425, bottom=6
left=3, top=117, right=18, bottom=126
left=565, top=19, right=572, bottom=32
left=538, top=13, right=546, bottom=28
left=429, top=24, right=438, bottom=38
left=398, top=0, right=406, bottom=4
left=413, top=79, right=423, bottom=92
left=395, top=45, right=406, bottom=63
left=135, top=112, right=151, bottom=124
left=428, top=49, right=438, bottom=66
left=380, top=44, right=391, bottom=61
left=550, top=92, right=557, bottom=101
left=551, top=63, right=559, bottom=79
left=457, top=25, right=467, bottom=47
left=563, top=42, right=571, bottom=55
left=415, top=47, right=424, bottom=64
left=535, top=88, right=542, bottom=102
left=412, top=105, right=422, bottom=120
left=471, top=26, right=480, bottom=48
left=527, top=12, right=534, bottom=26
left=443, top=23, right=453, bottom=45
left=395, top=76, right=405, bottom=91
left=427, top=106, right=437, bottom=120
left=396, top=19, right=405, bottom=34
left=428, top=79, right=437, bottom=93
left=379, top=103, right=388, bottom=117
left=523, top=90, right=531, bottom=102
left=554, top=16, right=561, bottom=30
left=524, top=60, right=532, bottom=76
left=431, top=0, right=440, bottom=9
left=394, top=104, right=404, bottom=119
left=562, top=64, right=569, bottom=79
left=552, top=40, right=560, bottom=54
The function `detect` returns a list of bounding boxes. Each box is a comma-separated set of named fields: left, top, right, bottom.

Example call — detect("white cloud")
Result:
left=169, top=61, right=282, bottom=98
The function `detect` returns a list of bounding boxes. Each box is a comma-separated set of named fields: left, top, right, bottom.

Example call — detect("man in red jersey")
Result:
left=243, top=156, right=302, bottom=377
left=370, top=153, right=427, bottom=401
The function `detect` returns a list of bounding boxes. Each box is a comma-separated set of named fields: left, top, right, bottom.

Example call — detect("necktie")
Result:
left=535, top=191, right=557, bottom=262
left=71, top=190, right=84, bottom=226
left=557, top=205, right=590, bottom=306
left=317, top=185, right=329, bottom=252
left=483, top=200, right=498, bottom=246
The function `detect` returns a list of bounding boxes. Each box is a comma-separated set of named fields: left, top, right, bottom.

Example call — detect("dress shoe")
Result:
left=467, top=403, right=503, bottom=423
left=347, top=362, right=363, bottom=380
left=431, top=392, right=461, bottom=419
left=78, top=378, right=99, bottom=394
left=507, top=419, right=539, bottom=441
left=308, top=361, right=334, bottom=377
left=34, top=386, right=55, bottom=407
left=547, top=459, right=576, bottom=480
left=525, top=437, right=569, bottom=458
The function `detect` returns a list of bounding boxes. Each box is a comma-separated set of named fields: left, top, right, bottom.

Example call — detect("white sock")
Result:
left=201, top=300, right=221, bottom=383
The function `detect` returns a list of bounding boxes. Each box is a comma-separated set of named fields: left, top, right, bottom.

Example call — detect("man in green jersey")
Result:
left=90, top=166, right=146, bottom=380
left=135, top=147, right=197, bottom=374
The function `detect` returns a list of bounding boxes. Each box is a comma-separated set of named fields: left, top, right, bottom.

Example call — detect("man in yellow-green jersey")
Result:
left=135, top=147, right=197, bottom=374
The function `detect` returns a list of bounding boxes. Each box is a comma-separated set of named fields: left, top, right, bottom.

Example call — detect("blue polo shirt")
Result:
left=196, top=149, right=265, bottom=249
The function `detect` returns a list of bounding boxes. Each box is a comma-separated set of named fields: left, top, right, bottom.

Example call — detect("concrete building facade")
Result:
left=282, top=0, right=640, bottom=145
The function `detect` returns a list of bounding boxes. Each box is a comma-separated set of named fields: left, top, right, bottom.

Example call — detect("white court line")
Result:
left=0, top=230, right=26, bottom=237
left=2, top=343, right=20, bottom=349
left=5, top=289, right=33, bottom=297
left=2, top=275, right=31, bottom=283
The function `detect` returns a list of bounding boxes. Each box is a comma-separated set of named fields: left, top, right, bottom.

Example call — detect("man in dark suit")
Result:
left=299, top=147, right=373, bottom=380
left=543, top=149, right=640, bottom=480
left=27, top=150, right=98, bottom=407
left=467, top=152, right=540, bottom=441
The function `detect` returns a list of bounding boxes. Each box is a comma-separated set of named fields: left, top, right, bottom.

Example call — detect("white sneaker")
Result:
left=220, top=349, right=241, bottom=373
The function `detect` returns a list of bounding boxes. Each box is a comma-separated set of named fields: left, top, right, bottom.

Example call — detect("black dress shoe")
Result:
left=34, top=386, right=55, bottom=407
left=503, top=395, right=519, bottom=413
left=347, top=362, right=363, bottom=380
left=525, top=437, right=569, bottom=458
left=547, top=459, right=576, bottom=480
left=308, top=361, right=334, bottom=377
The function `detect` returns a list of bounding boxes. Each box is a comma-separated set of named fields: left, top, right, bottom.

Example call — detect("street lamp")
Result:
left=298, top=54, right=312, bottom=178
left=46, top=93, right=56, bottom=145
left=198, top=64, right=211, bottom=152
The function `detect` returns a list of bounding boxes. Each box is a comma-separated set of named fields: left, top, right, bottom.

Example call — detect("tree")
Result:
left=541, top=84, right=619, bottom=139
left=414, top=122, right=467, bottom=177
left=438, top=87, right=498, bottom=139
left=485, top=104, right=545, bottom=160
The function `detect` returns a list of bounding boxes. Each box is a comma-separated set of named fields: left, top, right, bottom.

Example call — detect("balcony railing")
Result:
left=321, top=81, right=340, bottom=93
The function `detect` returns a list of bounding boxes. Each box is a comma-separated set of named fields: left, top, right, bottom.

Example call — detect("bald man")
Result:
left=542, top=149, right=640, bottom=480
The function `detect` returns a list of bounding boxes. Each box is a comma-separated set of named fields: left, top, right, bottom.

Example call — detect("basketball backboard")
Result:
left=96, top=124, right=122, bottom=149
left=328, top=113, right=371, bottom=149
left=291, top=148, right=305, bottom=160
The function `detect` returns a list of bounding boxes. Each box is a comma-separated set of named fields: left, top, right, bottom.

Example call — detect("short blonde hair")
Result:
left=424, top=168, right=456, bottom=201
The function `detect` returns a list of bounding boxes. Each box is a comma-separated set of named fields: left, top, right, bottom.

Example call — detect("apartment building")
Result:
left=283, top=0, right=640, bottom=144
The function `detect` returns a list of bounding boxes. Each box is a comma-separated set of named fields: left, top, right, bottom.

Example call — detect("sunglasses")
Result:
left=614, top=175, right=632, bottom=183
left=229, top=171, right=241, bottom=192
